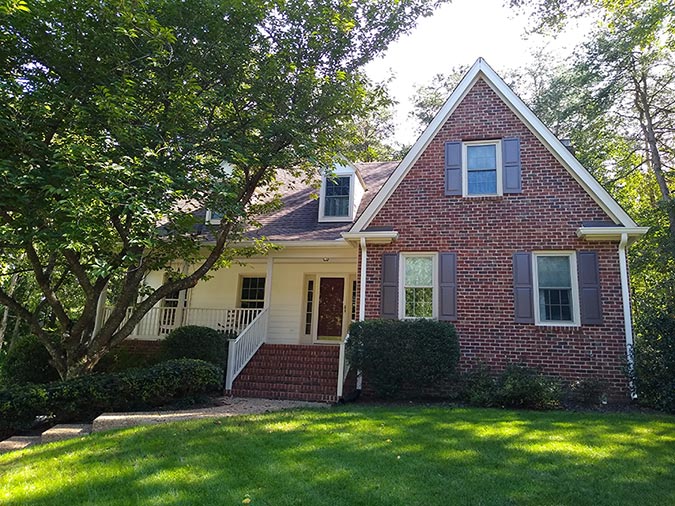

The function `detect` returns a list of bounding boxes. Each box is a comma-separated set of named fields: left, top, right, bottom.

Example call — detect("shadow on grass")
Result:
left=1, top=407, right=674, bottom=506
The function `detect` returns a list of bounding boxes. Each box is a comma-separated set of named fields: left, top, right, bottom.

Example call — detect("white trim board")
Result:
left=350, top=57, right=638, bottom=233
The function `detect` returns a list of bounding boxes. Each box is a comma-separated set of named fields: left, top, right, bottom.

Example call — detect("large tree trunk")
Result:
left=0, top=272, right=18, bottom=350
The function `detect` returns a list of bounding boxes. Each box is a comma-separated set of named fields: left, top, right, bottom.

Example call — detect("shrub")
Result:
left=460, top=364, right=563, bottom=410
left=495, top=364, right=563, bottom=410
left=566, top=378, right=608, bottom=408
left=346, top=319, right=460, bottom=398
left=95, top=346, right=160, bottom=373
left=1, top=334, right=60, bottom=385
left=631, top=310, right=675, bottom=414
left=162, top=326, right=229, bottom=367
left=462, top=364, right=498, bottom=407
left=0, top=384, right=48, bottom=436
left=0, top=359, right=223, bottom=434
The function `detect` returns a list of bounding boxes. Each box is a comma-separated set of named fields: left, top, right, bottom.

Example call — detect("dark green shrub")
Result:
left=1, top=334, right=60, bottom=385
left=162, top=326, right=229, bottom=367
left=346, top=319, right=460, bottom=398
left=0, top=384, right=48, bottom=436
left=0, top=359, right=223, bottom=433
left=95, top=346, right=159, bottom=373
left=462, top=364, right=498, bottom=407
left=632, top=311, right=675, bottom=413
left=47, top=359, right=223, bottom=422
left=496, top=364, right=563, bottom=410
left=566, top=378, right=608, bottom=408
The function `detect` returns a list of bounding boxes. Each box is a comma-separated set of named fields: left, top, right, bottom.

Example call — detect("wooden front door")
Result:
left=317, top=277, right=345, bottom=340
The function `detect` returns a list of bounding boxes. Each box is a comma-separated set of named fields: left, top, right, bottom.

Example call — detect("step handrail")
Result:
left=224, top=307, right=269, bottom=391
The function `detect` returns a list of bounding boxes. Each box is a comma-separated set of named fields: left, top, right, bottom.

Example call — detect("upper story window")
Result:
left=445, top=138, right=521, bottom=196
left=533, top=252, right=580, bottom=326
left=318, top=164, right=365, bottom=222
left=463, top=141, right=502, bottom=196
left=324, top=176, right=351, bottom=217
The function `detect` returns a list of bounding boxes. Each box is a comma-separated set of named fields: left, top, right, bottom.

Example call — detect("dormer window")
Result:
left=324, top=176, right=351, bottom=217
left=318, top=163, right=365, bottom=222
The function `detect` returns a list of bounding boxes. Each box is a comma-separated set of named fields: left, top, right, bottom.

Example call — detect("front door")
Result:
left=317, top=277, right=345, bottom=341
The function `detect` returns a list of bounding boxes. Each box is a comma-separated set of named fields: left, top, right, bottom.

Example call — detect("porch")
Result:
left=112, top=246, right=359, bottom=402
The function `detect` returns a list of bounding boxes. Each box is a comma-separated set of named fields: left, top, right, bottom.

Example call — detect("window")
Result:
left=401, top=254, right=436, bottom=318
left=324, top=176, right=351, bottom=217
left=240, top=277, right=265, bottom=309
left=533, top=253, right=579, bottom=326
left=304, top=278, right=314, bottom=335
left=463, top=141, right=502, bottom=196
left=206, top=210, right=223, bottom=224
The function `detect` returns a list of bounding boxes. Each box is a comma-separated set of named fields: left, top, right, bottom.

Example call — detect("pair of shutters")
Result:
left=380, top=253, right=457, bottom=321
left=380, top=251, right=603, bottom=324
left=445, top=138, right=522, bottom=195
left=513, top=251, right=603, bottom=325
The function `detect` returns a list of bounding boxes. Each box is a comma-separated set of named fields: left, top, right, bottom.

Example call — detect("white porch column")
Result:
left=264, top=257, right=273, bottom=308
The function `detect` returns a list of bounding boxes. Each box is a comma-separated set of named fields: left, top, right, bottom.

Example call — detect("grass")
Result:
left=1, top=406, right=674, bottom=506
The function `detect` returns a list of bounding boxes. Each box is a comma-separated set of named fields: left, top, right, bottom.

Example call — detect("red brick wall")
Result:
left=360, top=78, right=629, bottom=399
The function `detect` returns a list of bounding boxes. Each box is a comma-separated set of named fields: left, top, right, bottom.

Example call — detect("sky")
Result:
left=365, top=0, right=595, bottom=146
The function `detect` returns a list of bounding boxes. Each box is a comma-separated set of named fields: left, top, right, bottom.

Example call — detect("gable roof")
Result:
left=350, top=57, right=639, bottom=233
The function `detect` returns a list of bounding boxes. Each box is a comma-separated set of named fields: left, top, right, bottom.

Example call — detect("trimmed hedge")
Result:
left=0, top=359, right=223, bottom=435
left=1, top=334, right=60, bottom=385
left=161, top=326, right=229, bottom=367
left=347, top=319, right=460, bottom=398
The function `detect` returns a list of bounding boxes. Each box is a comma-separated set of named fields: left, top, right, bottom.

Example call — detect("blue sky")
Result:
left=365, top=0, right=594, bottom=146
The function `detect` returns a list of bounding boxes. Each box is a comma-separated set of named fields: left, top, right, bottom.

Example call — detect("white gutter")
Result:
left=341, top=231, right=398, bottom=244
left=577, top=227, right=649, bottom=242
left=359, top=237, right=367, bottom=321
left=618, top=233, right=637, bottom=399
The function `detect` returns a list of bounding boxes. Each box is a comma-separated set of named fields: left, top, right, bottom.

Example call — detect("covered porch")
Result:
left=110, top=243, right=360, bottom=401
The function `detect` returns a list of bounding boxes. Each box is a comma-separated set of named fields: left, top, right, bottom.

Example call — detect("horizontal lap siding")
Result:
left=364, top=78, right=628, bottom=399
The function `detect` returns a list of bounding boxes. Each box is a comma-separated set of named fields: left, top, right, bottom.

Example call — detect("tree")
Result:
left=0, top=0, right=447, bottom=379
left=511, top=0, right=675, bottom=410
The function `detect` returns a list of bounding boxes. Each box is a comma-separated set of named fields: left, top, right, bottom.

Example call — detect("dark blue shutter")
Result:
left=445, top=142, right=462, bottom=195
left=578, top=251, right=603, bottom=324
left=439, top=253, right=457, bottom=321
left=513, top=252, right=534, bottom=323
left=381, top=254, right=399, bottom=319
left=502, top=138, right=522, bottom=194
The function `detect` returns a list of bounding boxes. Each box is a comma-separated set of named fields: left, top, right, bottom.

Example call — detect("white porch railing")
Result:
left=101, top=306, right=262, bottom=339
left=337, top=333, right=351, bottom=399
left=224, top=307, right=269, bottom=390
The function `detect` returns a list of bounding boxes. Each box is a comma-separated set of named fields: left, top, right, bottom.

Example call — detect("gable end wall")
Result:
left=361, top=78, right=628, bottom=399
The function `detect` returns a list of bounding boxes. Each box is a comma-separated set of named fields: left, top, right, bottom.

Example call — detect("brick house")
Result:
left=113, top=58, right=647, bottom=402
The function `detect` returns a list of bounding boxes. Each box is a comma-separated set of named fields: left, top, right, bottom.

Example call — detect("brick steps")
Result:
left=231, top=344, right=340, bottom=403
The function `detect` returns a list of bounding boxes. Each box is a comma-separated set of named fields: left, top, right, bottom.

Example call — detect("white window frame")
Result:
left=398, top=252, right=439, bottom=319
left=238, top=276, right=266, bottom=309
left=319, top=173, right=355, bottom=222
left=462, top=140, right=503, bottom=197
left=205, top=209, right=223, bottom=224
left=532, top=251, right=581, bottom=327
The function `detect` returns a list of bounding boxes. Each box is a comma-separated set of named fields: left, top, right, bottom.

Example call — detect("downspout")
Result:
left=618, top=233, right=637, bottom=399
left=356, top=237, right=367, bottom=391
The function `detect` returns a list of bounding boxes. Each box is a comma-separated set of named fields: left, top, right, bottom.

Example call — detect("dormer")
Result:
left=318, top=161, right=366, bottom=223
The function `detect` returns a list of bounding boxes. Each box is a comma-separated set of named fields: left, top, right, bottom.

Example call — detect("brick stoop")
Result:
left=231, top=344, right=340, bottom=403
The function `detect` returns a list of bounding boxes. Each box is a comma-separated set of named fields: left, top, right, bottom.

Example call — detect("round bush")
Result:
left=161, top=326, right=228, bottom=366
left=2, top=334, right=60, bottom=385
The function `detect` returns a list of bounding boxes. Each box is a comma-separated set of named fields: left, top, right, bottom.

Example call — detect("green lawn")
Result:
left=1, top=406, right=674, bottom=506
